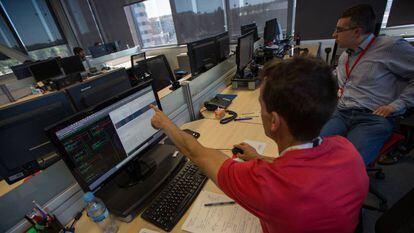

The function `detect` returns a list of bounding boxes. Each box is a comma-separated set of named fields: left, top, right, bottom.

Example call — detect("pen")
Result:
left=234, top=117, right=253, bottom=121
left=204, top=201, right=236, bottom=207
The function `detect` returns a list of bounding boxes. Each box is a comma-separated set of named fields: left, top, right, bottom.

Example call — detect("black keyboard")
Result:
left=141, top=162, right=207, bottom=231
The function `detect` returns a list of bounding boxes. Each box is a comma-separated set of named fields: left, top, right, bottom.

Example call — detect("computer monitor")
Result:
left=145, top=55, right=176, bottom=92
left=11, top=63, right=33, bottom=80
left=187, top=36, right=219, bottom=76
left=131, top=52, right=146, bottom=68
left=0, top=91, right=75, bottom=184
left=65, top=68, right=132, bottom=111
left=263, top=18, right=283, bottom=45
left=29, top=59, right=63, bottom=82
left=236, top=32, right=255, bottom=77
left=59, top=55, right=86, bottom=75
left=215, top=31, right=230, bottom=62
left=127, top=59, right=150, bottom=87
left=89, top=44, right=108, bottom=58
left=241, top=23, right=259, bottom=42
left=105, top=42, right=119, bottom=54
left=47, top=84, right=163, bottom=192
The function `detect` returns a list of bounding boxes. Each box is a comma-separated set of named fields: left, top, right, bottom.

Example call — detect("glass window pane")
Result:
left=28, top=44, right=71, bottom=60
left=90, top=0, right=135, bottom=50
left=125, top=0, right=177, bottom=48
left=228, top=0, right=288, bottom=39
left=0, top=15, right=22, bottom=52
left=0, top=54, right=20, bottom=75
left=1, top=0, right=66, bottom=51
left=60, top=0, right=102, bottom=50
left=172, top=0, right=226, bottom=43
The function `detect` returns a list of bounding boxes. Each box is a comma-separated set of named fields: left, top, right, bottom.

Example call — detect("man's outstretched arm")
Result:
left=150, top=105, right=228, bottom=185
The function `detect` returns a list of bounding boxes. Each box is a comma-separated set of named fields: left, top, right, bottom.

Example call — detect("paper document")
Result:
left=138, top=228, right=160, bottom=233
left=182, top=191, right=261, bottom=233
left=243, top=140, right=266, bottom=154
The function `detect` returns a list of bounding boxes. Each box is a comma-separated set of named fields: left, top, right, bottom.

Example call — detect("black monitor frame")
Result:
left=0, top=91, right=75, bottom=184
left=89, top=44, right=108, bottom=58
left=47, top=83, right=163, bottom=192
left=29, top=59, right=63, bottom=82
left=59, top=55, right=86, bottom=75
left=236, top=31, right=255, bottom=77
left=65, top=68, right=132, bottom=111
left=215, top=31, right=230, bottom=62
left=11, top=62, right=34, bottom=80
left=187, top=36, right=219, bottom=76
left=264, top=18, right=282, bottom=45
left=131, top=52, right=146, bottom=68
left=144, top=55, right=176, bottom=92
left=241, top=23, right=259, bottom=42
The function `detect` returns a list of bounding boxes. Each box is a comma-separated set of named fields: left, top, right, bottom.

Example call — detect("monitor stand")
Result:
left=95, top=143, right=186, bottom=222
left=231, top=68, right=261, bottom=90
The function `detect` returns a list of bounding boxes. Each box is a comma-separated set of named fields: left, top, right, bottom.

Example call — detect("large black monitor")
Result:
left=11, top=63, right=33, bottom=80
left=236, top=32, right=255, bottom=77
left=145, top=55, right=176, bottom=92
left=65, top=68, right=132, bottom=111
left=29, top=59, right=63, bottom=82
left=59, top=55, right=86, bottom=75
left=89, top=44, right=108, bottom=58
left=187, top=37, right=219, bottom=76
left=0, top=91, right=75, bottom=184
left=241, top=23, right=259, bottom=42
left=264, top=18, right=282, bottom=45
left=215, top=31, right=230, bottom=62
left=47, top=84, right=163, bottom=192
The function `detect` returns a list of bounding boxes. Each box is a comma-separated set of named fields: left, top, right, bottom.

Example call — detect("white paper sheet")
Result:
left=182, top=191, right=261, bottom=233
left=243, top=139, right=266, bottom=154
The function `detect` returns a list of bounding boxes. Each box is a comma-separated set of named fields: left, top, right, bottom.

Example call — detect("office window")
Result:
left=125, top=0, right=177, bottom=48
left=228, top=0, right=288, bottom=40
left=90, top=0, right=135, bottom=50
left=170, top=0, right=226, bottom=43
left=28, top=44, right=71, bottom=60
left=60, top=0, right=102, bottom=50
left=0, top=16, right=23, bottom=74
left=1, top=0, right=67, bottom=51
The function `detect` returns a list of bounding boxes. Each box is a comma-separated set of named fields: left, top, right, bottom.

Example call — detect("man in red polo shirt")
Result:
left=150, top=57, right=368, bottom=233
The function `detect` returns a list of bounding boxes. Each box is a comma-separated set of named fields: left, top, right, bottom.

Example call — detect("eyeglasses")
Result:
left=334, top=26, right=358, bottom=33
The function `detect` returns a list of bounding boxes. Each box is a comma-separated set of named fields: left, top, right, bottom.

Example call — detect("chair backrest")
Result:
left=375, top=188, right=414, bottom=233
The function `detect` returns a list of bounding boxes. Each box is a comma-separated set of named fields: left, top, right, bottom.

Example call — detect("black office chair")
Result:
left=375, top=188, right=414, bottom=233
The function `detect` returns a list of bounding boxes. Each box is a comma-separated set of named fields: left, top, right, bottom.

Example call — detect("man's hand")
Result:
left=234, top=142, right=261, bottom=161
left=150, top=104, right=172, bottom=129
left=373, top=105, right=395, bottom=117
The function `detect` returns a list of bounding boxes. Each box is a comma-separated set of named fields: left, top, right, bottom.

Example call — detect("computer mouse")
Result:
left=232, top=147, right=244, bottom=155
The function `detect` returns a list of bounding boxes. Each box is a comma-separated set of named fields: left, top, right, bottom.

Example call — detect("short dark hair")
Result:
left=341, top=4, right=376, bottom=34
left=261, top=57, right=338, bottom=141
left=73, top=47, right=84, bottom=55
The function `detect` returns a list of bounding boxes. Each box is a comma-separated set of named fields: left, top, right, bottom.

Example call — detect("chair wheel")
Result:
left=375, top=171, right=385, bottom=179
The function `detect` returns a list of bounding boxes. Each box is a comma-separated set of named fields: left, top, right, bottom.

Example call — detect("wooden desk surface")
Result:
left=75, top=85, right=277, bottom=232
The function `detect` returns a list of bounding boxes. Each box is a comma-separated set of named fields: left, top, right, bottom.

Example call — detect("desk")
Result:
left=75, top=85, right=278, bottom=232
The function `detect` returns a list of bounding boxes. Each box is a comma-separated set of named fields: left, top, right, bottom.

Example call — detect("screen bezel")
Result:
left=46, top=82, right=162, bottom=191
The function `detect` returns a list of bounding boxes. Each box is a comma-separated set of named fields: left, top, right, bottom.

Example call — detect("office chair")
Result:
left=375, top=188, right=414, bottom=233
left=364, top=110, right=414, bottom=212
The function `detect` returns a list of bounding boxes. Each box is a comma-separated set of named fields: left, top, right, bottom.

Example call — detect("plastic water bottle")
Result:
left=83, top=192, right=118, bottom=233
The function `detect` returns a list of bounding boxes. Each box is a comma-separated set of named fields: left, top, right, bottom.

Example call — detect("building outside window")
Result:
left=125, top=0, right=177, bottom=48
left=228, top=0, right=288, bottom=40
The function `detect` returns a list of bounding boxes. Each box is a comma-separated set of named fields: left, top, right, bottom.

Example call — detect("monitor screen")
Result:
left=0, top=91, right=75, bottom=184
left=29, top=59, right=63, bottom=82
left=187, top=37, right=219, bottom=76
left=241, top=23, right=259, bottom=42
left=59, top=55, right=85, bottom=75
left=89, top=45, right=108, bottom=58
left=145, top=55, right=175, bottom=92
left=131, top=52, right=146, bottom=68
left=48, top=85, right=163, bottom=191
left=264, top=18, right=282, bottom=44
left=65, top=68, right=132, bottom=111
left=11, top=63, right=33, bottom=80
left=215, top=32, right=230, bottom=62
left=237, top=32, right=254, bottom=73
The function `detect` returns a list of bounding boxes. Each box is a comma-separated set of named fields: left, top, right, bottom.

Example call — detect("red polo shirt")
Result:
left=218, top=136, right=368, bottom=233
